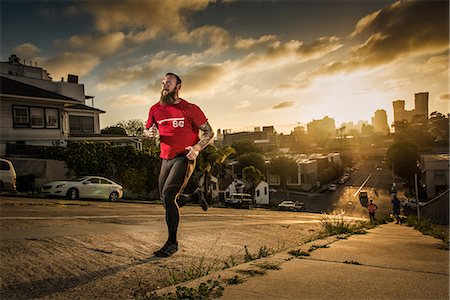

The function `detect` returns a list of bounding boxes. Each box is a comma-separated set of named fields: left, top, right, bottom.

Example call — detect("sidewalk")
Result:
left=156, top=223, right=449, bottom=299
left=221, top=223, right=449, bottom=299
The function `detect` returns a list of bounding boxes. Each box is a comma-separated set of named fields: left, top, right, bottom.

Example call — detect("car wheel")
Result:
left=109, top=191, right=119, bottom=202
left=66, top=188, right=79, bottom=200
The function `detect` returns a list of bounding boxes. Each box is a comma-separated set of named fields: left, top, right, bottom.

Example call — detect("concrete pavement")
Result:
left=156, top=223, right=449, bottom=299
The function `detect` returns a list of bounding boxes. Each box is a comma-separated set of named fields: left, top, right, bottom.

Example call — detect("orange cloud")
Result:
left=273, top=101, right=295, bottom=109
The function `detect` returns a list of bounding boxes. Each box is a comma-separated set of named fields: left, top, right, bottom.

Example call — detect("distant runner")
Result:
left=367, top=199, right=378, bottom=222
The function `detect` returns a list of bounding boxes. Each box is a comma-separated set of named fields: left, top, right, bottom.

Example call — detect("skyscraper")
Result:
left=414, top=92, right=429, bottom=119
left=371, top=109, right=390, bottom=134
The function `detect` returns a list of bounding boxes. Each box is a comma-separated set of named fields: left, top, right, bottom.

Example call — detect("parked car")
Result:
left=278, top=200, right=305, bottom=212
left=0, top=158, right=17, bottom=192
left=359, top=191, right=369, bottom=207
left=41, top=176, right=123, bottom=201
left=329, top=184, right=337, bottom=191
left=338, top=175, right=350, bottom=184
left=402, top=199, right=426, bottom=210
left=224, top=193, right=253, bottom=209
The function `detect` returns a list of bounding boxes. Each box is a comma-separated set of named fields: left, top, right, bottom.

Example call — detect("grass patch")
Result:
left=256, top=262, right=281, bottom=270
left=243, top=246, right=273, bottom=262
left=166, top=256, right=222, bottom=286
left=308, top=244, right=329, bottom=252
left=225, top=275, right=244, bottom=285
left=320, top=213, right=371, bottom=235
left=343, top=261, right=362, bottom=265
left=138, top=280, right=224, bottom=300
left=406, top=215, right=449, bottom=250
left=236, top=268, right=267, bottom=276
left=288, top=249, right=310, bottom=257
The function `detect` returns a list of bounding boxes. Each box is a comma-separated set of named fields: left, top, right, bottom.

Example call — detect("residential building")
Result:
left=420, top=154, right=449, bottom=199
left=254, top=181, right=269, bottom=205
left=0, top=54, right=140, bottom=156
left=222, top=126, right=278, bottom=152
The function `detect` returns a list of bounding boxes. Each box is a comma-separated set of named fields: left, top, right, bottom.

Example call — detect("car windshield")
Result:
left=70, top=177, right=88, bottom=182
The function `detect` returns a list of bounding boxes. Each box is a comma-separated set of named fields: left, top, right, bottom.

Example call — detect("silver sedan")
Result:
left=41, top=176, right=123, bottom=201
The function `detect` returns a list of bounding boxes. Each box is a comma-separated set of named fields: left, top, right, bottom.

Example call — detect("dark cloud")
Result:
left=314, top=0, right=449, bottom=76
left=273, top=101, right=295, bottom=109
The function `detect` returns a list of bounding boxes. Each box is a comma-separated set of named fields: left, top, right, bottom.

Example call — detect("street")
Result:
left=0, top=158, right=395, bottom=299
left=1, top=197, right=328, bottom=299
left=272, top=158, right=396, bottom=218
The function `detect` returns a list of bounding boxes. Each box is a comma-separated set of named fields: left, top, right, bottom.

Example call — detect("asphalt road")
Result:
left=0, top=197, right=338, bottom=299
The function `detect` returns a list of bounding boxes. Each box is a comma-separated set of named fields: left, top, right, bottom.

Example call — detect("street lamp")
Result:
left=415, top=161, right=421, bottom=221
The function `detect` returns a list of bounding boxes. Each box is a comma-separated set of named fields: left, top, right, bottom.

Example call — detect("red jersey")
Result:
left=146, top=99, right=208, bottom=159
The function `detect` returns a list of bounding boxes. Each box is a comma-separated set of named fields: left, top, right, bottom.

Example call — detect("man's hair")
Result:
left=166, top=72, right=182, bottom=85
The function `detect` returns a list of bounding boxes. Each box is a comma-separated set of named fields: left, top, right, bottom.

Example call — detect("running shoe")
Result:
left=154, top=241, right=178, bottom=257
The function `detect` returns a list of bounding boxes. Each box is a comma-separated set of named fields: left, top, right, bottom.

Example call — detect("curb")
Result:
left=152, top=234, right=342, bottom=297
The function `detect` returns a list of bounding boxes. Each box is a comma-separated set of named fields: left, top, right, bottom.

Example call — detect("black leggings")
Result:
left=159, top=155, right=196, bottom=242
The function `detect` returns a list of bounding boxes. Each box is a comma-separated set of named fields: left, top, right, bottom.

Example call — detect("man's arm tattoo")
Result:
left=197, top=122, right=214, bottom=150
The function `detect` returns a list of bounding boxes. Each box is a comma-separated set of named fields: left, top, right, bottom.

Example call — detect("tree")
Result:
left=385, top=142, right=419, bottom=192
left=116, top=119, right=145, bottom=136
left=242, top=166, right=262, bottom=202
left=196, top=145, right=236, bottom=201
left=236, top=152, right=266, bottom=178
left=101, top=126, right=127, bottom=136
left=231, top=141, right=262, bottom=157
left=361, top=124, right=375, bottom=137
left=269, top=156, right=297, bottom=190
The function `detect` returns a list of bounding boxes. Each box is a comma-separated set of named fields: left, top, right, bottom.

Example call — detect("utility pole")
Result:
left=415, top=173, right=420, bottom=221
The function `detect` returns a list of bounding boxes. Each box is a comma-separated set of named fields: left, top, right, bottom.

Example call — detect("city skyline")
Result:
left=1, top=0, right=448, bottom=134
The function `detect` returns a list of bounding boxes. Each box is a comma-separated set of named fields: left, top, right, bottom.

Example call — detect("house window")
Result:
left=45, top=108, right=59, bottom=128
left=256, top=190, right=260, bottom=197
left=264, top=186, right=267, bottom=195
left=30, top=107, right=44, bottom=128
left=69, top=116, right=94, bottom=133
left=13, top=106, right=29, bottom=127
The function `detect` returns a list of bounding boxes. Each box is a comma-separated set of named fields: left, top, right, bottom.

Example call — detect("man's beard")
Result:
left=160, top=90, right=177, bottom=105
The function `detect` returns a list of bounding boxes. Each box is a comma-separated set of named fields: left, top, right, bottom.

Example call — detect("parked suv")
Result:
left=224, top=193, right=253, bottom=209
left=0, top=158, right=17, bottom=192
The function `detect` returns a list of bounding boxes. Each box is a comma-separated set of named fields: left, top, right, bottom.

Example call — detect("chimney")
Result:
left=67, top=74, right=78, bottom=84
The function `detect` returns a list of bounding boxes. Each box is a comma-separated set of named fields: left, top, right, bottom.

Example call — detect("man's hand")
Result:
left=185, top=144, right=201, bottom=161
left=143, top=124, right=158, bottom=139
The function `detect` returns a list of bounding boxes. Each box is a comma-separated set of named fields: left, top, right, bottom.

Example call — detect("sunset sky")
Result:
left=1, top=0, right=448, bottom=134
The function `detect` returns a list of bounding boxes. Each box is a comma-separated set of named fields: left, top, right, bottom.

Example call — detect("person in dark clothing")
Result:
left=392, top=194, right=402, bottom=224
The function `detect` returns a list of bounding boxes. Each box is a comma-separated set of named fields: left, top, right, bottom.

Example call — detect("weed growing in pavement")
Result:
left=256, top=262, right=281, bottom=270
left=243, top=246, right=274, bottom=262
left=166, top=256, right=222, bottom=286
left=140, top=280, right=224, bottom=300
left=288, top=249, right=310, bottom=257
left=222, top=255, right=238, bottom=270
left=343, top=261, right=362, bottom=265
left=225, top=275, right=245, bottom=285
left=320, top=213, right=370, bottom=236
left=236, top=268, right=267, bottom=276
left=308, top=244, right=329, bottom=252
left=406, top=215, right=449, bottom=250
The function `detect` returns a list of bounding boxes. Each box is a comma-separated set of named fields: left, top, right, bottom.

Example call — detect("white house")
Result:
left=0, top=54, right=141, bottom=156
left=254, top=181, right=269, bottom=205
left=223, top=179, right=246, bottom=199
